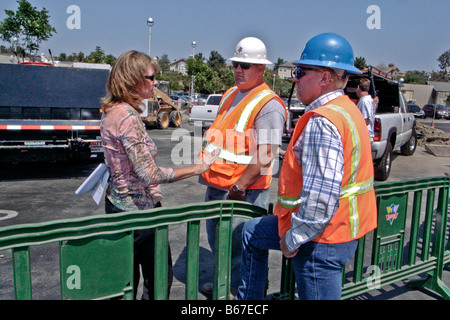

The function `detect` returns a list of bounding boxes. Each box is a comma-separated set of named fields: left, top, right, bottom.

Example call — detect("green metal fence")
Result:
left=1, top=177, right=449, bottom=300
left=277, top=176, right=450, bottom=300
left=0, top=200, right=266, bottom=300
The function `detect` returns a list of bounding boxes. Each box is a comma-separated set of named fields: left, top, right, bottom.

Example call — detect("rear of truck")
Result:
left=345, top=66, right=416, bottom=181
left=0, top=63, right=109, bottom=163
left=188, top=94, right=223, bottom=131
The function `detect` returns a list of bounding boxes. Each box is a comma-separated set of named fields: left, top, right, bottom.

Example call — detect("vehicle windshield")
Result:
left=436, top=105, right=445, bottom=110
left=208, top=96, right=223, bottom=105
left=408, top=105, right=420, bottom=112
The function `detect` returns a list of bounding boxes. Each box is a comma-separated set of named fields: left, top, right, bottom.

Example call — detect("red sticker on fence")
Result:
left=385, top=204, right=399, bottom=225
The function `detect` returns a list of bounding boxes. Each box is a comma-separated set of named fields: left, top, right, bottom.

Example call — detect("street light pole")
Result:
left=273, top=74, right=276, bottom=92
left=147, top=17, right=154, bottom=56
left=191, top=41, right=197, bottom=103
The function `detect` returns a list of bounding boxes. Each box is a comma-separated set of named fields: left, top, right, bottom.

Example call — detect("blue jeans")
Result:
left=236, top=215, right=358, bottom=300
left=205, top=186, right=271, bottom=288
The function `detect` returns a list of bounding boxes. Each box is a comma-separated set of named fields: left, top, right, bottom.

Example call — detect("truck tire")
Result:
left=157, top=111, right=169, bottom=129
left=374, top=142, right=392, bottom=181
left=400, top=131, right=417, bottom=156
left=169, top=111, right=182, bottom=127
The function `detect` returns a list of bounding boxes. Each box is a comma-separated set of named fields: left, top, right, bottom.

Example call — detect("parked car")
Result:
left=422, top=104, right=448, bottom=119
left=445, top=106, right=450, bottom=120
left=407, top=104, right=426, bottom=119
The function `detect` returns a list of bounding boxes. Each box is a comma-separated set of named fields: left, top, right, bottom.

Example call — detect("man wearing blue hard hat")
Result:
left=235, top=33, right=377, bottom=300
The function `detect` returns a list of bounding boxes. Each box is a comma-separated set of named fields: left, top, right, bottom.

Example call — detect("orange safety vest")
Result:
left=201, top=83, right=286, bottom=190
left=275, top=95, right=377, bottom=244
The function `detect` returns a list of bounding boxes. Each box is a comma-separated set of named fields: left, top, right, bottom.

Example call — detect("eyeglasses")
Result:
left=144, top=74, right=156, bottom=81
left=232, top=61, right=252, bottom=70
left=292, top=66, right=321, bottom=79
left=293, top=66, right=351, bottom=80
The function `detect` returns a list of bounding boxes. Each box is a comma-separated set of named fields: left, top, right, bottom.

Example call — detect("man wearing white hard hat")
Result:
left=236, top=33, right=377, bottom=300
left=200, top=37, right=286, bottom=296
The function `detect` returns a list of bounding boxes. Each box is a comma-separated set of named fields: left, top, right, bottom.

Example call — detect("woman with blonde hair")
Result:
left=101, top=50, right=217, bottom=299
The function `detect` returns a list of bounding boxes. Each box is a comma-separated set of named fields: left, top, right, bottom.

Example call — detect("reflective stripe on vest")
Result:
left=277, top=104, right=374, bottom=238
left=235, top=89, right=275, bottom=133
left=203, top=88, right=277, bottom=164
left=217, top=87, right=239, bottom=114
left=277, top=195, right=302, bottom=209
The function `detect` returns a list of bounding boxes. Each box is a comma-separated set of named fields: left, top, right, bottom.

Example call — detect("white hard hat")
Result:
left=229, top=37, right=272, bottom=65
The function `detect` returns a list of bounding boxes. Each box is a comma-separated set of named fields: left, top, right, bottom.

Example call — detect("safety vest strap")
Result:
left=325, top=105, right=361, bottom=184
left=235, top=89, right=276, bottom=133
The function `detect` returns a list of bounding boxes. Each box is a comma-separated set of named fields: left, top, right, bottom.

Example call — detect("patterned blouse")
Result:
left=101, top=103, right=175, bottom=211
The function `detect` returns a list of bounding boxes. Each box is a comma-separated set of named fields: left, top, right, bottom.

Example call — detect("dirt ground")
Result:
left=415, top=122, right=450, bottom=146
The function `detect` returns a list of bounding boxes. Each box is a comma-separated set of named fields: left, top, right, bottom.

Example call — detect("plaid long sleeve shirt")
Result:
left=285, top=90, right=345, bottom=251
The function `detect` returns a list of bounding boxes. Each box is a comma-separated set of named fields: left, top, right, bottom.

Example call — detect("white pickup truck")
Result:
left=345, top=66, right=417, bottom=181
left=188, top=94, right=223, bottom=131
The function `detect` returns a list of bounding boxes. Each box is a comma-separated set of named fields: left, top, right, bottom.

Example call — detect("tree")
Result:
left=0, top=0, right=56, bottom=60
left=58, top=52, right=67, bottom=61
left=218, top=67, right=235, bottom=91
left=437, top=49, right=450, bottom=81
left=85, top=46, right=105, bottom=63
left=76, top=51, right=85, bottom=62
left=207, top=50, right=226, bottom=72
left=354, top=56, right=367, bottom=70
left=403, top=71, right=427, bottom=84
left=104, top=54, right=116, bottom=66
left=157, top=53, right=171, bottom=72
left=273, top=57, right=287, bottom=70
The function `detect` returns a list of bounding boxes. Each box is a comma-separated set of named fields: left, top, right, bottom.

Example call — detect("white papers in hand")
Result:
left=75, top=163, right=110, bottom=205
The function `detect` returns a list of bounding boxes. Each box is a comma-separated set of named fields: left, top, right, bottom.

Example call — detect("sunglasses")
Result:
left=232, top=61, right=252, bottom=70
left=293, top=66, right=321, bottom=79
left=144, top=74, right=156, bottom=81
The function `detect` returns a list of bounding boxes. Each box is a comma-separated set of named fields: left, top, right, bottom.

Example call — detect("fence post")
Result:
left=12, top=246, right=32, bottom=300
left=185, top=220, right=201, bottom=300
left=154, top=226, right=169, bottom=300
left=406, top=185, right=450, bottom=299
left=212, top=204, right=233, bottom=300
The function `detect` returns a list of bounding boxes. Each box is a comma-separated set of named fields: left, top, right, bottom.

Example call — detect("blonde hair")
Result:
left=101, top=50, right=159, bottom=112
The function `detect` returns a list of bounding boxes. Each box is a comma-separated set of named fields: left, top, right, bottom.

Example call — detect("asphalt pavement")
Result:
left=0, top=120, right=449, bottom=301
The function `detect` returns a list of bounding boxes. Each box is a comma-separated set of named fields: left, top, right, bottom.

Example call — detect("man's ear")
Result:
left=320, top=70, right=332, bottom=85
left=258, top=64, right=266, bottom=75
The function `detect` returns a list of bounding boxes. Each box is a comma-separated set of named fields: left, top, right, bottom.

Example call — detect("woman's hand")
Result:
left=196, top=148, right=220, bottom=174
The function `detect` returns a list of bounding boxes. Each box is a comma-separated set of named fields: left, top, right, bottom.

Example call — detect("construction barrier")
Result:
left=0, top=200, right=266, bottom=300
left=276, top=176, right=450, bottom=300
left=0, top=177, right=449, bottom=300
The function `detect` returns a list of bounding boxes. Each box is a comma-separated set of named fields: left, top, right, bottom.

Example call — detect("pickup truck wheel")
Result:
left=169, top=111, right=182, bottom=127
left=400, top=131, right=417, bottom=156
left=374, top=142, right=392, bottom=181
left=157, top=111, right=169, bottom=129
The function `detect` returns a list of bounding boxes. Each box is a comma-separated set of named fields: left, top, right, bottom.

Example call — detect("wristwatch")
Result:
left=231, top=184, right=246, bottom=195
left=229, top=184, right=247, bottom=200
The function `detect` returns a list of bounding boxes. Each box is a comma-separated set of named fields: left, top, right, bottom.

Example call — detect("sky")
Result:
left=1, top=0, right=449, bottom=72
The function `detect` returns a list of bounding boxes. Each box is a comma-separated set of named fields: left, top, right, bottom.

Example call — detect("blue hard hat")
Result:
left=294, top=33, right=362, bottom=74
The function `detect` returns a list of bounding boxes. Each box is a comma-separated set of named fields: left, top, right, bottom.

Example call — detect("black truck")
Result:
left=0, top=63, right=109, bottom=163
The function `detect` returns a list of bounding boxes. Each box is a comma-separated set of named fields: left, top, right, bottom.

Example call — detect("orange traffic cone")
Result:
left=431, top=119, right=435, bottom=128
